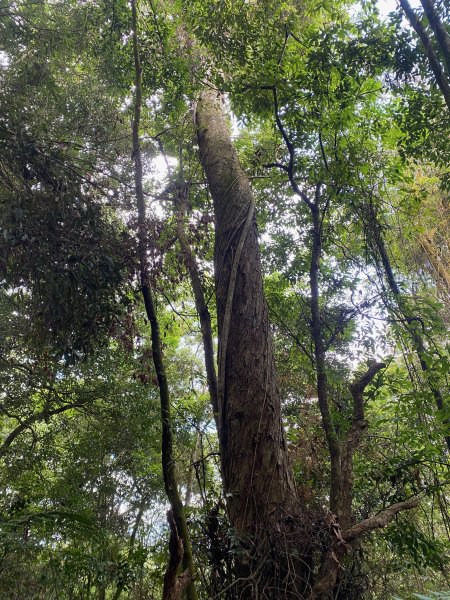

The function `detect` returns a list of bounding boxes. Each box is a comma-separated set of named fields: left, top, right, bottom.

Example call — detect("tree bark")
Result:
left=163, top=510, right=193, bottom=600
left=196, top=88, right=298, bottom=592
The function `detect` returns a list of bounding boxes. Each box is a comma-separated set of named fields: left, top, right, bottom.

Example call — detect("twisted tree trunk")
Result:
left=196, top=89, right=298, bottom=594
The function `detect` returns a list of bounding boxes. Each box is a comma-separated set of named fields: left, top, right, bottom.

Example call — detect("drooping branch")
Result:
left=130, top=2, right=197, bottom=598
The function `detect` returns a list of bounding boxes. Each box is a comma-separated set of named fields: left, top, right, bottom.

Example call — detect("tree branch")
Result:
left=264, top=161, right=290, bottom=173
left=399, top=0, right=450, bottom=110
left=270, top=87, right=314, bottom=209
left=0, top=402, right=86, bottom=459
left=349, top=361, right=386, bottom=421
left=311, top=497, right=420, bottom=598
left=343, top=497, right=420, bottom=541
left=419, top=0, right=450, bottom=77
left=339, top=362, right=386, bottom=529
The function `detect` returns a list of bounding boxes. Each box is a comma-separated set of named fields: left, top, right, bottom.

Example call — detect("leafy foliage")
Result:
left=0, top=0, right=449, bottom=597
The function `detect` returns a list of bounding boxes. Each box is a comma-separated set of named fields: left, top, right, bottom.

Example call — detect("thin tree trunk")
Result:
left=399, top=0, right=450, bottom=110
left=175, top=188, right=219, bottom=430
left=419, top=0, right=450, bottom=77
left=366, top=203, right=450, bottom=452
left=308, top=197, right=341, bottom=516
left=130, top=2, right=197, bottom=598
left=265, top=93, right=419, bottom=596
left=184, top=432, right=199, bottom=508
left=112, top=502, right=145, bottom=600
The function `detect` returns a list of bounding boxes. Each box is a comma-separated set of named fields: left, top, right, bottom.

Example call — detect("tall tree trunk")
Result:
left=196, top=88, right=295, bottom=528
left=131, top=2, right=197, bottom=598
left=196, top=88, right=298, bottom=592
left=308, top=195, right=341, bottom=516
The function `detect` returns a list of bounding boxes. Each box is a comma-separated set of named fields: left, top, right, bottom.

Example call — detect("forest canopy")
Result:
left=0, top=0, right=449, bottom=598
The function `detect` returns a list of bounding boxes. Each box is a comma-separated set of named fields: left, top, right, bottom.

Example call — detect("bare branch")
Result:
left=270, top=87, right=314, bottom=209
left=264, top=161, right=290, bottom=173
left=343, top=497, right=420, bottom=541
